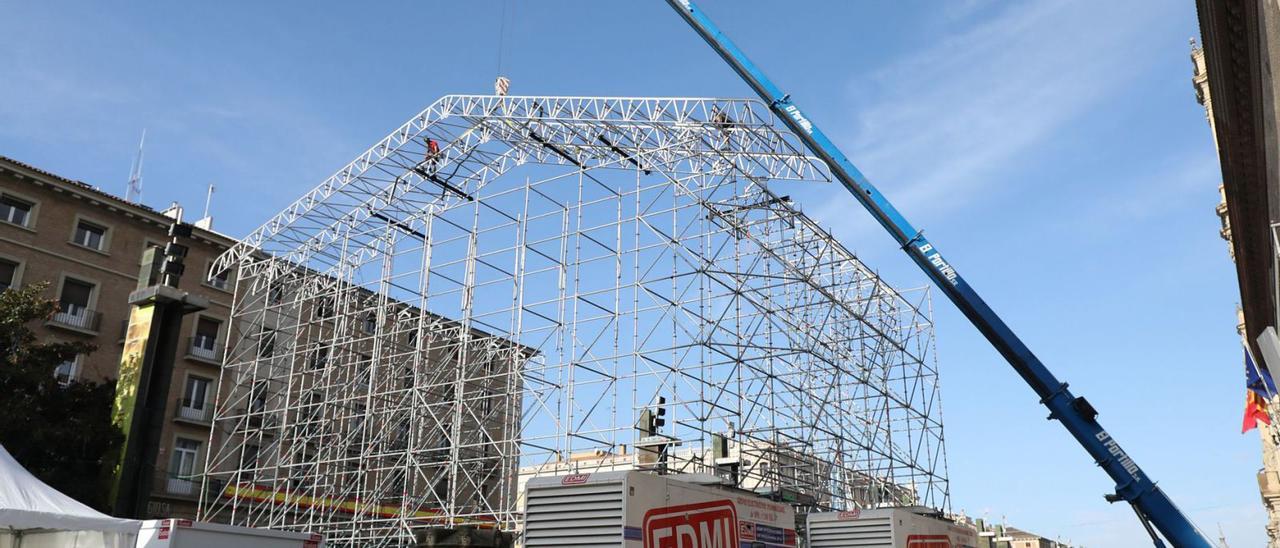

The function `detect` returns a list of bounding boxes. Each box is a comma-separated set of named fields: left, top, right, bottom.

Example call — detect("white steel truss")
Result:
left=199, top=95, right=948, bottom=546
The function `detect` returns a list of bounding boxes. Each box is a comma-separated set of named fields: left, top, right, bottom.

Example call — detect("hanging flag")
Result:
left=1244, top=346, right=1275, bottom=433
left=1244, top=390, right=1271, bottom=433
left=1247, top=345, right=1277, bottom=396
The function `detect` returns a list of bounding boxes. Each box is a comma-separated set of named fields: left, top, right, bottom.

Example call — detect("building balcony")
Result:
left=174, top=398, right=213, bottom=425
left=1259, top=469, right=1280, bottom=500
left=185, top=337, right=223, bottom=364
left=156, top=470, right=200, bottom=499
left=49, top=307, right=101, bottom=333
left=234, top=409, right=279, bottom=435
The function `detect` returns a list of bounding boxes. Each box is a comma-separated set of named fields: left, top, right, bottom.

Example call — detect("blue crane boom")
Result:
left=663, top=1, right=1211, bottom=546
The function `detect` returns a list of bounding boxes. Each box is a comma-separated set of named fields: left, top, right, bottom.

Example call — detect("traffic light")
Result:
left=160, top=239, right=189, bottom=287
left=652, top=396, right=667, bottom=431
left=137, top=226, right=191, bottom=290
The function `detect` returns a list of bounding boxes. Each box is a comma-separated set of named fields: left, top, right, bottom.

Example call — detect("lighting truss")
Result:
left=198, top=95, right=949, bottom=546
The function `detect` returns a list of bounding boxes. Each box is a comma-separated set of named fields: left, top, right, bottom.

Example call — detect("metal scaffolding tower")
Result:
left=198, top=95, right=949, bottom=545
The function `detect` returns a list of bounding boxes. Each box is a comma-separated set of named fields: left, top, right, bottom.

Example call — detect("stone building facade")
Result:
left=1191, top=37, right=1280, bottom=544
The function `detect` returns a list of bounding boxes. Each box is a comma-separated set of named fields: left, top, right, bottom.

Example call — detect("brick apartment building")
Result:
left=0, top=155, right=531, bottom=533
left=0, top=155, right=235, bottom=519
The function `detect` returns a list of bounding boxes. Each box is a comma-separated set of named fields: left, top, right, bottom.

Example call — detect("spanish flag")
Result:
left=1244, top=390, right=1271, bottom=433
left=1244, top=347, right=1274, bottom=433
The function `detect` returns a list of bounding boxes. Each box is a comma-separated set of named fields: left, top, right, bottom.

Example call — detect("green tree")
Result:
left=0, top=283, right=123, bottom=510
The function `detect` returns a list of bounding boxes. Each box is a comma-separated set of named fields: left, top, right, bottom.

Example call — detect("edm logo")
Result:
left=561, top=474, right=590, bottom=485
left=643, top=500, right=739, bottom=548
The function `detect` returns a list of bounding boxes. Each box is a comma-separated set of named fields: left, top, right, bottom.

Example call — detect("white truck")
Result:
left=135, top=519, right=324, bottom=548
left=807, top=507, right=977, bottom=548
left=523, top=471, right=796, bottom=548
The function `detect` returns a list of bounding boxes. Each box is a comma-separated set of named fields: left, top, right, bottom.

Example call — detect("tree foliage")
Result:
left=0, top=283, right=123, bottom=510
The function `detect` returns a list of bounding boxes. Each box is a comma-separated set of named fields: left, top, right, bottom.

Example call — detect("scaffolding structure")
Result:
left=199, top=95, right=949, bottom=545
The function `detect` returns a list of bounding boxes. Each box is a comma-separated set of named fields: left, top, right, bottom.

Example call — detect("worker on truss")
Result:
left=424, top=138, right=441, bottom=175
left=710, top=107, right=738, bottom=147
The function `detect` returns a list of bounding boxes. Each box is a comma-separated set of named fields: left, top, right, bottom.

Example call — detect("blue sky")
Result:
left=0, top=0, right=1252, bottom=545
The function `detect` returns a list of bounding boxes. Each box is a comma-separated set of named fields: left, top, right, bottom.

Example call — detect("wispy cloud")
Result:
left=809, top=0, right=1178, bottom=232
left=0, top=46, right=135, bottom=144
left=1066, top=152, right=1219, bottom=234
left=0, top=10, right=357, bottom=234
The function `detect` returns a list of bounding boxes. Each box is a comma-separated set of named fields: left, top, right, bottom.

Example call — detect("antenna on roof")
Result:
left=203, top=183, right=215, bottom=219
left=125, top=129, right=146, bottom=203
left=195, top=183, right=216, bottom=230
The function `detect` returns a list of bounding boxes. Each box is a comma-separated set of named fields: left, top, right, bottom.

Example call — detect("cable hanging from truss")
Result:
left=494, top=0, right=513, bottom=96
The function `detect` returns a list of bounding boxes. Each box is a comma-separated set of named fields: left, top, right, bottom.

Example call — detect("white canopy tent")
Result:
left=0, top=444, right=139, bottom=548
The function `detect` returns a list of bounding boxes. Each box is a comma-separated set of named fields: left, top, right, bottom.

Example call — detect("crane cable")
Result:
left=494, top=0, right=513, bottom=95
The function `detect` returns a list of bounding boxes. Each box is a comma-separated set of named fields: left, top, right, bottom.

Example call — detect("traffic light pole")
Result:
left=108, top=223, right=207, bottom=518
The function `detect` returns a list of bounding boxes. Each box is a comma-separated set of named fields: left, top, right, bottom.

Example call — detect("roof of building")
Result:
left=0, top=155, right=238, bottom=248
left=1194, top=1, right=1280, bottom=360
left=1003, top=526, right=1046, bottom=539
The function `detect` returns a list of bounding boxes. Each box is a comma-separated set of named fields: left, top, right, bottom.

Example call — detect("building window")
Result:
left=394, top=420, right=411, bottom=447
left=240, top=444, right=260, bottom=479
left=168, top=438, right=201, bottom=495
left=60, top=278, right=93, bottom=314
left=0, top=195, right=32, bottom=227
left=54, top=356, right=78, bottom=385
left=310, top=345, right=329, bottom=369
left=249, top=380, right=269, bottom=413
left=315, top=297, right=335, bottom=320
left=191, top=317, right=221, bottom=360
left=351, top=402, right=366, bottom=429
left=179, top=376, right=213, bottom=422
left=209, top=267, right=230, bottom=291
left=53, top=277, right=97, bottom=330
left=305, top=391, right=323, bottom=417
left=388, top=467, right=406, bottom=489
left=351, top=354, right=372, bottom=388
left=72, top=220, right=107, bottom=251
left=289, top=469, right=312, bottom=492
left=258, top=328, right=276, bottom=358
left=362, top=313, right=377, bottom=333
left=432, top=476, right=449, bottom=501
left=0, top=259, right=18, bottom=290
left=268, top=283, right=285, bottom=305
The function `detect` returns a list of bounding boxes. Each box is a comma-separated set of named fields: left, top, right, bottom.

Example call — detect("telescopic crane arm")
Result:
left=662, top=1, right=1211, bottom=546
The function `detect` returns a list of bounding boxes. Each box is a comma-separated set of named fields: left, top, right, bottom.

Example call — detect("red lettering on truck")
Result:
left=906, top=535, right=952, bottom=548
left=643, top=500, right=739, bottom=548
